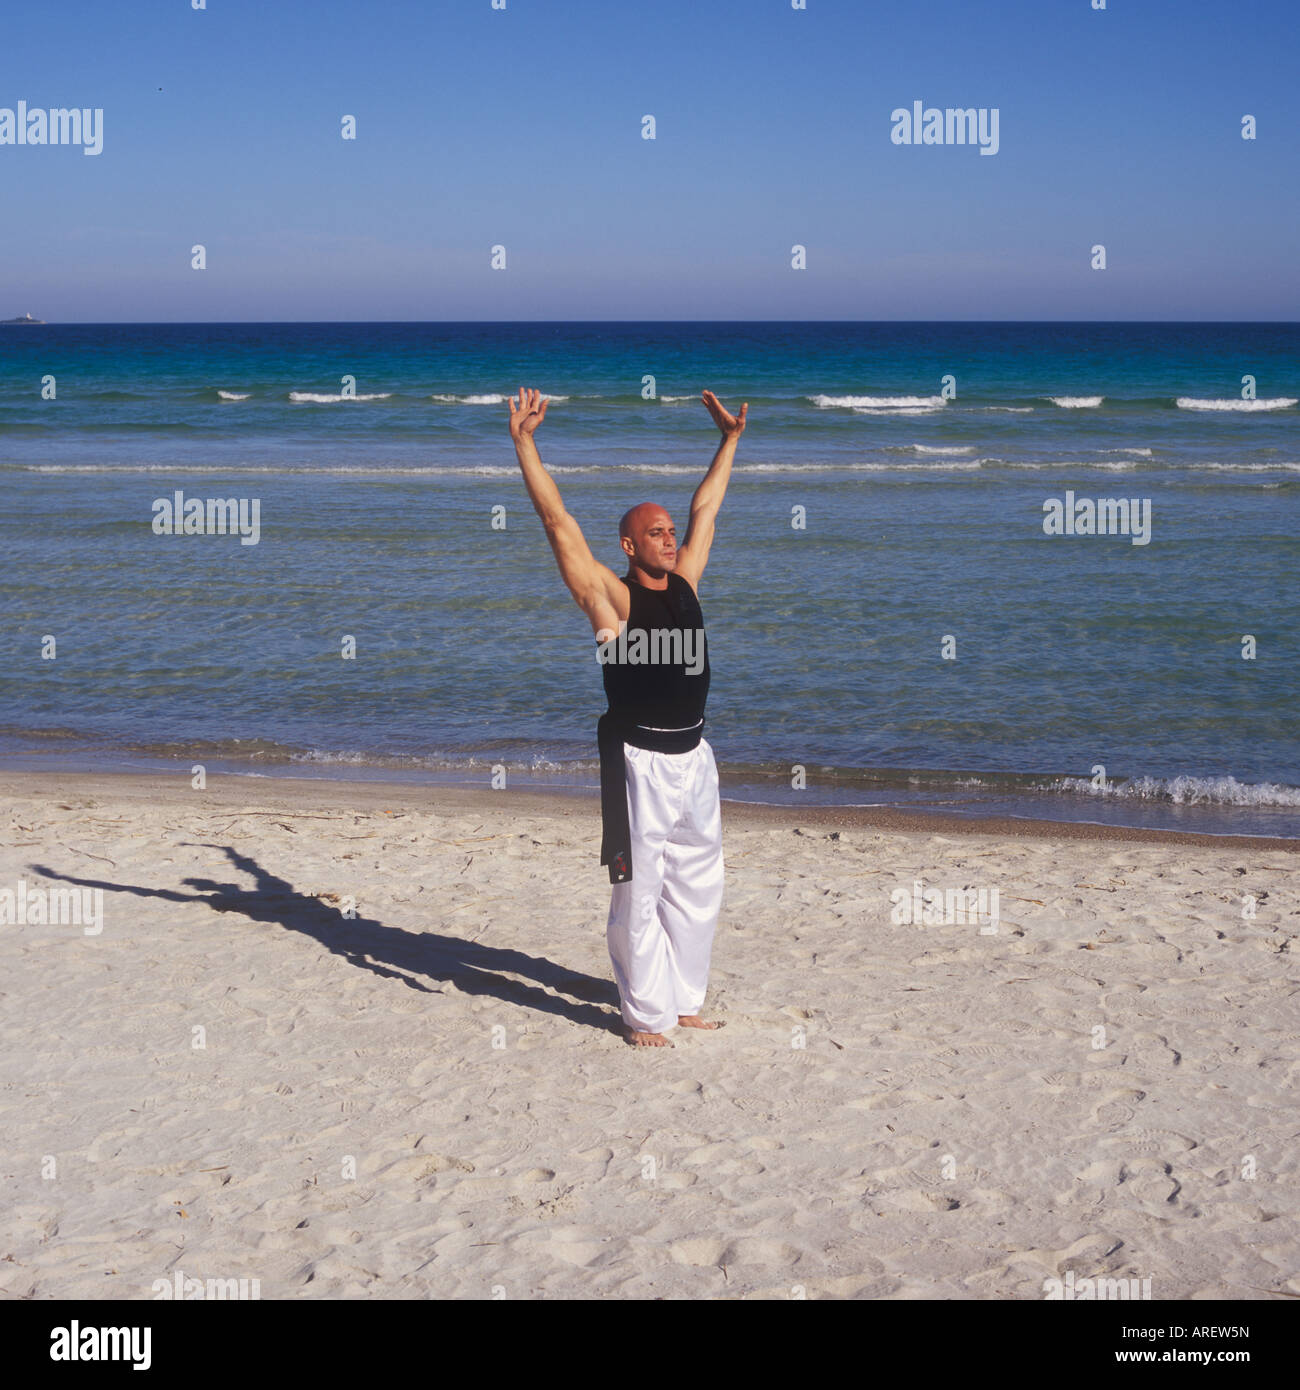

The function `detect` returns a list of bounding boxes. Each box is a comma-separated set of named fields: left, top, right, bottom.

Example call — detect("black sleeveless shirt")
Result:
left=599, top=572, right=710, bottom=730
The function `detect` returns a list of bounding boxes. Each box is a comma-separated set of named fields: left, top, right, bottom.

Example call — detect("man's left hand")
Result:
left=701, top=389, right=747, bottom=438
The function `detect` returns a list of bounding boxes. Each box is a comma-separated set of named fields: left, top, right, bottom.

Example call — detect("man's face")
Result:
left=627, top=510, right=676, bottom=571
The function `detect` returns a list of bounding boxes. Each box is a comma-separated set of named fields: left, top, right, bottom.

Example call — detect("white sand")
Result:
left=1, top=771, right=1297, bottom=1300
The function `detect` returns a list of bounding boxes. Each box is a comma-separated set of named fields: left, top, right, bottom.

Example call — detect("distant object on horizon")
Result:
left=1, top=312, right=44, bottom=325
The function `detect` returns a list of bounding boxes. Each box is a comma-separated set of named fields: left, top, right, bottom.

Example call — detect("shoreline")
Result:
left=4, top=738, right=1298, bottom=843
left=4, top=767, right=1298, bottom=852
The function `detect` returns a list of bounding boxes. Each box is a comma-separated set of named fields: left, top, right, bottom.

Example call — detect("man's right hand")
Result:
left=508, top=386, right=549, bottom=440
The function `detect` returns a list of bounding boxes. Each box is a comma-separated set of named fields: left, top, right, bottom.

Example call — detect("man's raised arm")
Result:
left=508, top=387, right=621, bottom=635
left=675, top=389, right=748, bottom=590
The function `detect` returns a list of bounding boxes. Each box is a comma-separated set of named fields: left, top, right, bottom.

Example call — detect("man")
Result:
left=508, top=386, right=748, bottom=1047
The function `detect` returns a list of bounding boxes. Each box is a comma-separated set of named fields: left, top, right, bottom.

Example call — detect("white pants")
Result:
left=606, top=738, right=724, bottom=1034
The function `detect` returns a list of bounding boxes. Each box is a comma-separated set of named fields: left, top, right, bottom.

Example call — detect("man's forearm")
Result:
left=513, top=432, right=566, bottom=527
left=691, top=432, right=741, bottom=515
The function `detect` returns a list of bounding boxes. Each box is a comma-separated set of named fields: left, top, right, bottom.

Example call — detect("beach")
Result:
left=3, top=769, right=1296, bottom=1301
left=6, top=0, right=1298, bottom=1337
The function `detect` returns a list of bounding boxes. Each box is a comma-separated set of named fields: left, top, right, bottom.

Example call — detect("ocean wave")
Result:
left=217, top=390, right=251, bottom=401
left=1176, top=397, right=1297, bottom=412
left=286, top=747, right=571, bottom=774
left=603, top=459, right=983, bottom=474
left=810, top=394, right=946, bottom=410
left=1191, top=461, right=1300, bottom=473
left=747, top=460, right=983, bottom=472
left=428, top=392, right=567, bottom=404
left=16, top=456, right=1291, bottom=480
left=17, top=460, right=751, bottom=478
left=883, top=460, right=981, bottom=471
left=1099, top=447, right=1154, bottom=456
left=1047, top=396, right=1104, bottom=408
left=1053, top=774, right=1300, bottom=808
left=981, top=406, right=1035, bottom=413
left=288, top=391, right=394, bottom=403
left=2, top=458, right=1001, bottom=477
left=905, top=445, right=975, bottom=455
left=999, top=459, right=1123, bottom=470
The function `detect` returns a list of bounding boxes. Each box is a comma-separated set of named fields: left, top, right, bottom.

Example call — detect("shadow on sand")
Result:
left=32, top=843, right=622, bottom=1034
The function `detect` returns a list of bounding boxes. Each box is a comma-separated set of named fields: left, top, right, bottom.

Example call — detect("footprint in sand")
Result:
left=1100, top=1128, right=1197, bottom=1153
left=847, top=1088, right=947, bottom=1110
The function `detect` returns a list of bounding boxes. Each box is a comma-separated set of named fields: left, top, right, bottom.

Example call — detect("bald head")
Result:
left=617, top=502, right=678, bottom=577
left=618, top=501, right=670, bottom=540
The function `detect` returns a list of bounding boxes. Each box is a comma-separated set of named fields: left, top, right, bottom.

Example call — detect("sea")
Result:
left=2, top=321, right=1297, bottom=838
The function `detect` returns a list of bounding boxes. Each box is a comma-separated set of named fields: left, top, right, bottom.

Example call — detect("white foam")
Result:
left=605, top=463, right=704, bottom=474
left=982, top=406, right=1035, bottom=412
left=431, top=392, right=567, bottom=404
left=1001, top=460, right=1142, bottom=470
left=1100, top=447, right=1154, bottom=456
left=738, top=460, right=982, bottom=472
left=659, top=460, right=980, bottom=473
left=1192, top=461, right=1300, bottom=473
left=907, top=444, right=975, bottom=455
left=216, top=390, right=251, bottom=401
left=1176, top=397, right=1297, bottom=412
left=889, top=460, right=981, bottom=471
left=15, top=457, right=1121, bottom=479
left=1056, top=773, right=1300, bottom=808
left=288, top=391, right=394, bottom=403
left=1047, top=396, right=1104, bottom=408
left=810, top=394, right=946, bottom=409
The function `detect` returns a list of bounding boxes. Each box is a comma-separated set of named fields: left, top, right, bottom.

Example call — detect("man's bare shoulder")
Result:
left=580, top=565, right=630, bottom=639
left=602, top=567, right=631, bottom=607
left=609, top=574, right=632, bottom=624
left=672, top=551, right=705, bottom=594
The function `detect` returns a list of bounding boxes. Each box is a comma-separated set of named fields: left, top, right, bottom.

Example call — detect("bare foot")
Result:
left=625, top=1028, right=674, bottom=1048
left=677, top=1015, right=725, bottom=1030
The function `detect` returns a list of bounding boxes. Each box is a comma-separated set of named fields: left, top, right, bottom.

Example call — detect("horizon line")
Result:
left=6, top=318, right=1300, bottom=327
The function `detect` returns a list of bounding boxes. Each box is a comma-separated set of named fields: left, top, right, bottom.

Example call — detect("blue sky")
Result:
left=2, top=0, right=1296, bottom=321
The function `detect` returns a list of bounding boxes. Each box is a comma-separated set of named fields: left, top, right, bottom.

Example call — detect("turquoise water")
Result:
left=2, top=322, right=1298, bottom=835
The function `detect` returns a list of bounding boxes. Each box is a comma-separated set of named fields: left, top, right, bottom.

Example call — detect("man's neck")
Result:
left=626, top=566, right=669, bottom=589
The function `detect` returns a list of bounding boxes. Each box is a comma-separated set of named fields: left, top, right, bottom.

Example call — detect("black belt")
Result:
left=597, top=711, right=704, bottom=883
